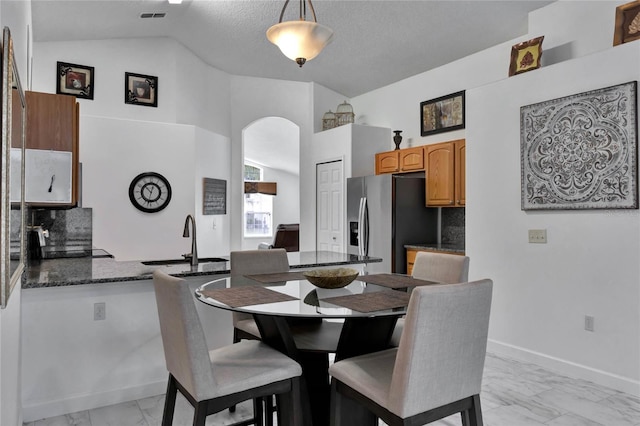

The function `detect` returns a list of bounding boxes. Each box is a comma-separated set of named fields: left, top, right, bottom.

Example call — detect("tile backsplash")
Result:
left=441, top=207, right=465, bottom=247
left=29, top=207, right=92, bottom=255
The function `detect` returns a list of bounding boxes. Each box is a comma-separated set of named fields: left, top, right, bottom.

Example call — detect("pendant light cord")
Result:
left=278, top=0, right=318, bottom=23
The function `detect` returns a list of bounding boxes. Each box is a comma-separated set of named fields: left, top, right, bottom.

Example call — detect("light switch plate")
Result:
left=528, top=229, right=547, bottom=243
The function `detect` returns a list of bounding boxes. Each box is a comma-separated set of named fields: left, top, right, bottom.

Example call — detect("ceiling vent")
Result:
left=140, top=12, right=166, bottom=19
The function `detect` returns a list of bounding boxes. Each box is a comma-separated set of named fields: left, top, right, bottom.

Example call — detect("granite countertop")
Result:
left=23, top=251, right=382, bottom=289
left=404, top=243, right=465, bottom=254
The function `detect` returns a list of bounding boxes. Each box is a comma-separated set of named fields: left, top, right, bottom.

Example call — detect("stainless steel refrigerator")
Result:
left=347, top=172, right=437, bottom=274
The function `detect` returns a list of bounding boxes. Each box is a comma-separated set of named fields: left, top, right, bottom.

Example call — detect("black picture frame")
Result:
left=420, top=91, right=465, bottom=137
left=125, top=72, right=158, bottom=107
left=56, top=61, right=94, bottom=100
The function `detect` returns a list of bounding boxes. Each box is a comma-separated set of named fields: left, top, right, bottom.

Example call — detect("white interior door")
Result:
left=316, top=160, right=343, bottom=252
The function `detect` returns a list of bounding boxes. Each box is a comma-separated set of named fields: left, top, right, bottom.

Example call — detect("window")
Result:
left=244, top=164, right=273, bottom=237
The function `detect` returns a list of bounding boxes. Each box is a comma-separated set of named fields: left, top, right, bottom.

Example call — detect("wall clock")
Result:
left=128, top=172, right=172, bottom=213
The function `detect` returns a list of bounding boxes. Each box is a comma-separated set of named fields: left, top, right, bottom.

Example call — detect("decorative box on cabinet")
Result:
left=25, top=91, right=79, bottom=206
left=375, top=146, right=424, bottom=175
left=424, top=139, right=465, bottom=207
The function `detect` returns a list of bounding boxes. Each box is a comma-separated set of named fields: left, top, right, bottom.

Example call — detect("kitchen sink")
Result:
left=141, top=257, right=228, bottom=266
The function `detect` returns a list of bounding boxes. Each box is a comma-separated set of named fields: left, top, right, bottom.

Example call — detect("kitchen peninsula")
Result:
left=23, top=250, right=381, bottom=288
left=21, top=250, right=382, bottom=421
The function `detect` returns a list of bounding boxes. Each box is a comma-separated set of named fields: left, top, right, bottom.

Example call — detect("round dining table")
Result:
left=195, top=273, right=410, bottom=426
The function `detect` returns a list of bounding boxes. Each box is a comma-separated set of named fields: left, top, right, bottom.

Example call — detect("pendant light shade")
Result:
left=267, top=0, right=334, bottom=67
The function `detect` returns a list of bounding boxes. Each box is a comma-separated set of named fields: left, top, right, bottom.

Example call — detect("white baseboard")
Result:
left=487, top=339, right=640, bottom=398
left=22, top=380, right=167, bottom=423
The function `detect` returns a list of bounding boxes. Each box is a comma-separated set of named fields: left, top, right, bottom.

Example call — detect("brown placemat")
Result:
left=244, top=271, right=307, bottom=283
left=357, top=273, right=440, bottom=289
left=322, top=290, right=410, bottom=313
left=200, top=286, right=298, bottom=308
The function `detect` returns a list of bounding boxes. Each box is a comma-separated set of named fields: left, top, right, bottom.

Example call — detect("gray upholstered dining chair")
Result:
left=390, top=251, right=470, bottom=346
left=329, top=279, right=493, bottom=426
left=230, top=248, right=291, bottom=342
left=152, top=270, right=303, bottom=426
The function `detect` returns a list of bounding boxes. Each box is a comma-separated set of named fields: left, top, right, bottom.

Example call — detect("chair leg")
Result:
left=253, top=397, right=264, bottom=426
left=461, top=394, right=483, bottom=426
left=264, top=396, right=274, bottom=426
left=192, top=401, right=207, bottom=426
left=277, top=377, right=305, bottom=426
left=162, top=374, right=178, bottom=426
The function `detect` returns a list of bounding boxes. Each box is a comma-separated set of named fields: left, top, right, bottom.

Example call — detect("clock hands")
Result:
left=48, top=174, right=55, bottom=193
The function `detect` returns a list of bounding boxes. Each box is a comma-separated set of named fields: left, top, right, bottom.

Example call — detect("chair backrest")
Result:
left=153, top=270, right=218, bottom=401
left=230, top=248, right=290, bottom=276
left=230, top=249, right=290, bottom=324
left=411, top=251, right=470, bottom=283
left=389, top=279, right=493, bottom=418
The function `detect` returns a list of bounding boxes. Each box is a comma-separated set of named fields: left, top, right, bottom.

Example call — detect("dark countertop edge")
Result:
left=22, top=255, right=383, bottom=289
left=404, top=244, right=465, bottom=253
left=21, top=269, right=233, bottom=288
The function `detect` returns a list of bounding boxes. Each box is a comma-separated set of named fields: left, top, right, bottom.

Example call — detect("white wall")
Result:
left=21, top=276, right=233, bottom=422
left=350, top=1, right=639, bottom=395
left=194, top=127, right=232, bottom=259
left=31, top=38, right=233, bottom=261
left=467, top=41, right=640, bottom=396
left=0, top=1, right=30, bottom=424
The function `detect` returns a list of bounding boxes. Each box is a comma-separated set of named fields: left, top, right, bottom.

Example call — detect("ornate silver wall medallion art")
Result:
left=520, top=81, right=638, bottom=210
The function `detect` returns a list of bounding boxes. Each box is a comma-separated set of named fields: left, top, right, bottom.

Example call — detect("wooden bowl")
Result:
left=303, top=268, right=359, bottom=289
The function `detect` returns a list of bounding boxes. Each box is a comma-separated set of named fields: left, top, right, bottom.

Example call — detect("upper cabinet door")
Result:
left=375, top=150, right=399, bottom=174
left=425, top=142, right=455, bottom=206
left=26, top=91, right=79, bottom=206
left=399, top=146, right=424, bottom=172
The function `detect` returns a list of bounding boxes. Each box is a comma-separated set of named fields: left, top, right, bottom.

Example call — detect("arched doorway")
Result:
left=241, top=117, right=300, bottom=250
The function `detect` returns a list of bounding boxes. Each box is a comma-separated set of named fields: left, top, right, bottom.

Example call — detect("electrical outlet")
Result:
left=584, top=315, right=595, bottom=332
left=94, top=302, right=106, bottom=321
left=528, top=229, right=547, bottom=243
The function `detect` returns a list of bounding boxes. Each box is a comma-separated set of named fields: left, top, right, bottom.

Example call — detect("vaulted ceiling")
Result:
left=31, top=0, right=552, bottom=98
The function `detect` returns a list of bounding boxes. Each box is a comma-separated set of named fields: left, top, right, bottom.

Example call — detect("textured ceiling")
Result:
left=31, top=0, right=553, bottom=98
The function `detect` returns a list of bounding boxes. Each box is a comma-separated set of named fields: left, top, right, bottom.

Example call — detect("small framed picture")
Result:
left=56, top=61, right=94, bottom=100
left=124, top=72, right=158, bottom=107
left=420, top=91, right=465, bottom=137
left=614, top=0, right=640, bottom=46
left=508, top=36, right=544, bottom=77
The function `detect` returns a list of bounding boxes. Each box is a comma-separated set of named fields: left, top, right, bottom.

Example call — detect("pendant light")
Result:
left=266, top=0, right=334, bottom=67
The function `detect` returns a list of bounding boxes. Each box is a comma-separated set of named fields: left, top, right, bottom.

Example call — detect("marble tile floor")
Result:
left=25, top=352, right=640, bottom=426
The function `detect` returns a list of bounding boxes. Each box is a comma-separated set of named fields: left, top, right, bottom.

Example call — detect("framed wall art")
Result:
left=56, top=61, right=94, bottom=99
left=509, top=36, right=544, bottom=77
left=613, top=0, right=640, bottom=46
left=420, top=91, right=465, bottom=137
left=520, top=81, right=638, bottom=210
left=203, top=178, right=227, bottom=215
left=125, top=72, right=158, bottom=107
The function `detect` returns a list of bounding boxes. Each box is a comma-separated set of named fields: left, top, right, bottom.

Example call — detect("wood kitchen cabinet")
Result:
left=375, top=146, right=424, bottom=174
left=424, top=139, right=465, bottom=207
left=25, top=91, right=79, bottom=206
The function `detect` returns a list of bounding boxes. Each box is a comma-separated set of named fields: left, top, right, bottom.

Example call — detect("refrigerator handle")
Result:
left=357, top=197, right=364, bottom=255
left=362, top=197, right=369, bottom=256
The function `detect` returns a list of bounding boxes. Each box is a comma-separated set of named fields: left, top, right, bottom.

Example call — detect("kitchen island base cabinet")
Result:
left=406, top=247, right=464, bottom=275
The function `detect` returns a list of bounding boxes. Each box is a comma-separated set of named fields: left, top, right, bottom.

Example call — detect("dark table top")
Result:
left=195, top=274, right=409, bottom=319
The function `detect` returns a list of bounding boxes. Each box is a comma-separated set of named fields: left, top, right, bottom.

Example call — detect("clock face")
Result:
left=129, top=172, right=172, bottom=213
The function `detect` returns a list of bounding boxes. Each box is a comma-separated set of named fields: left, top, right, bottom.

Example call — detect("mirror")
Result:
left=1, top=27, right=25, bottom=308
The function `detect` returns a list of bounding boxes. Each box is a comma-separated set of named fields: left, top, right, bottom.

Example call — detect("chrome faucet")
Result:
left=182, top=214, right=198, bottom=267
